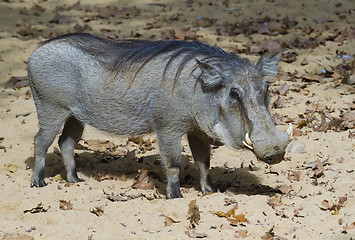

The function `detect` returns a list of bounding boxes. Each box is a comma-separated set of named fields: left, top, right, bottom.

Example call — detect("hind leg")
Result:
left=58, top=116, right=84, bottom=183
left=31, top=107, right=70, bottom=187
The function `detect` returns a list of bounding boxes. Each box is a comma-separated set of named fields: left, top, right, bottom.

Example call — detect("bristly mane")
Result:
left=45, top=33, right=251, bottom=94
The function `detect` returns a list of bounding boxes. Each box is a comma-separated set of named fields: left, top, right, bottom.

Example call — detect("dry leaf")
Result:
left=267, top=196, right=283, bottom=209
left=24, top=203, right=47, bottom=214
left=302, top=73, right=325, bottom=83
left=187, top=200, right=200, bottom=229
left=235, top=229, right=248, bottom=238
left=273, top=96, right=285, bottom=108
left=184, top=229, right=207, bottom=238
left=131, top=169, right=155, bottom=190
left=165, top=216, right=180, bottom=226
left=90, top=206, right=104, bottom=217
left=273, top=84, right=290, bottom=95
left=313, top=159, right=325, bottom=177
left=107, top=192, right=128, bottom=202
left=287, top=170, right=302, bottom=182
left=219, top=223, right=234, bottom=231
left=262, top=226, right=275, bottom=240
left=344, top=222, right=355, bottom=230
left=272, top=113, right=286, bottom=125
left=174, top=28, right=186, bottom=40
left=59, top=200, right=73, bottom=210
left=320, top=196, right=347, bottom=215
left=278, top=185, right=291, bottom=195
left=228, top=214, right=247, bottom=226
left=321, top=200, right=332, bottom=209
left=214, top=203, right=247, bottom=225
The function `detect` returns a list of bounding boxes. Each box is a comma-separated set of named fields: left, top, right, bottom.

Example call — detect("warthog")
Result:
left=28, top=33, right=289, bottom=198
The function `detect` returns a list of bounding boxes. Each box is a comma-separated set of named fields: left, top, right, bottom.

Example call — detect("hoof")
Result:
left=67, top=175, right=83, bottom=183
left=30, top=179, right=47, bottom=188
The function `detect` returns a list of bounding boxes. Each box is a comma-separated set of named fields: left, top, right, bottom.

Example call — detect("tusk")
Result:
left=242, top=140, right=253, bottom=150
left=243, top=133, right=253, bottom=150
left=245, top=133, right=253, bottom=146
left=287, top=123, right=293, bottom=137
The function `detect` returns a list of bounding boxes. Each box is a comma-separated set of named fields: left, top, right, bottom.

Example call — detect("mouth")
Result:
left=242, top=123, right=292, bottom=164
left=262, top=152, right=285, bottom=164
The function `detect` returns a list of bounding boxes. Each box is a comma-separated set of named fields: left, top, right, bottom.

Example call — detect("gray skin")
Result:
left=28, top=33, right=289, bottom=199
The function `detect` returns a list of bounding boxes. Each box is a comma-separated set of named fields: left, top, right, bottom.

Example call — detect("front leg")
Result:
left=157, top=132, right=183, bottom=199
left=187, top=133, right=215, bottom=194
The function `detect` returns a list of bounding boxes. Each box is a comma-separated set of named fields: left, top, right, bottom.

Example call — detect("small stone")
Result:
left=286, top=140, right=306, bottom=154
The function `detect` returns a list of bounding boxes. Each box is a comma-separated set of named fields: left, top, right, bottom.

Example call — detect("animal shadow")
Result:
left=25, top=151, right=279, bottom=196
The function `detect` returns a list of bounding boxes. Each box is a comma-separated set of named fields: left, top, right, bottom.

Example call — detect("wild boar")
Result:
left=28, top=33, right=290, bottom=198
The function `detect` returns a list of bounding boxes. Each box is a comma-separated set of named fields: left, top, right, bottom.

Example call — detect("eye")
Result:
left=229, top=88, right=241, bottom=101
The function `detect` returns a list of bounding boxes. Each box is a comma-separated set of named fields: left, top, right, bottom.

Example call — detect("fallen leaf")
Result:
left=262, top=226, right=275, bottom=240
left=267, top=196, right=283, bottom=209
left=214, top=203, right=247, bottom=225
left=106, top=192, right=128, bottom=202
left=254, top=40, right=281, bottom=53
left=20, top=90, right=32, bottom=100
left=59, top=200, right=73, bottom=210
left=273, top=84, right=290, bottom=95
left=235, top=229, right=248, bottom=238
left=278, top=185, right=291, bottom=195
left=287, top=170, right=302, bottom=182
left=83, top=139, right=117, bottom=152
left=90, top=206, right=104, bottom=217
left=344, top=222, right=355, bottom=230
left=292, top=128, right=303, bottom=137
left=184, top=229, right=207, bottom=238
left=272, top=113, right=286, bottom=125
left=320, top=196, right=347, bottom=215
left=219, top=223, right=234, bottom=231
left=173, top=28, right=186, bottom=40
left=272, top=96, right=285, bottom=108
left=165, top=216, right=180, bottom=226
left=131, top=169, right=155, bottom=190
left=187, top=200, right=200, bottom=229
left=313, top=159, right=325, bottom=178
left=24, top=203, right=47, bottom=214
left=228, top=214, right=247, bottom=225
left=282, top=51, right=298, bottom=63
left=294, top=207, right=304, bottom=218
left=302, top=73, right=325, bottom=83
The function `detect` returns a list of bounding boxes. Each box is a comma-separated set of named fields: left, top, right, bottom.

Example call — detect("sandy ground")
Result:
left=0, top=0, right=354, bottom=239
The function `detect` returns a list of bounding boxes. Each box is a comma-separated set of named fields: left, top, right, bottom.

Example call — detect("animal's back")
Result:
left=28, top=33, right=160, bottom=135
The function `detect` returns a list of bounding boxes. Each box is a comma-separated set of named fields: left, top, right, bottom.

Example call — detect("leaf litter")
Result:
left=213, top=203, right=247, bottom=226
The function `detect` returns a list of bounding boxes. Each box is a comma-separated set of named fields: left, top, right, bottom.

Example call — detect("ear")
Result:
left=256, top=51, right=282, bottom=76
left=196, top=60, right=223, bottom=90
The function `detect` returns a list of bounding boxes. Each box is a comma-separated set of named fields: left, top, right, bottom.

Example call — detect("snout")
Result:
left=244, top=129, right=289, bottom=165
